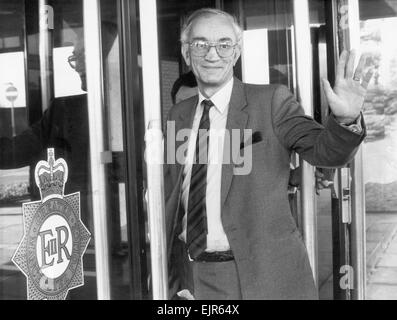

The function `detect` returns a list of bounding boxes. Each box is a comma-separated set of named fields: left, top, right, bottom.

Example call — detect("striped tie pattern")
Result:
left=187, top=99, right=214, bottom=259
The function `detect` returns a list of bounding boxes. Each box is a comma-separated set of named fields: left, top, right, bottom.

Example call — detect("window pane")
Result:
left=0, top=0, right=33, bottom=300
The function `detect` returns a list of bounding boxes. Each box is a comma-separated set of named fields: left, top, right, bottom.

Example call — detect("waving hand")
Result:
left=322, top=50, right=373, bottom=124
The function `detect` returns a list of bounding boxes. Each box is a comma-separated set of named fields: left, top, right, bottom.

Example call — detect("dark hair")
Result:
left=171, top=71, right=197, bottom=104
left=74, top=21, right=118, bottom=57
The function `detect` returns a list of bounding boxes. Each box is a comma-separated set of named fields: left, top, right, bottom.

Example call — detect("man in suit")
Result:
left=164, top=8, right=371, bottom=300
left=169, top=70, right=331, bottom=231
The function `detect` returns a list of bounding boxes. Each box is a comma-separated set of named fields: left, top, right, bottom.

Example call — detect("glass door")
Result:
left=154, top=0, right=318, bottom=298
left=0, top=0, right=148, bottom=300
left=330, top=0, right=397, bottom=300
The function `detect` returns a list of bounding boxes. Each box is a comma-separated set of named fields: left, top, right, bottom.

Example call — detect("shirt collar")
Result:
left=198, top=77, right=234, bottom=114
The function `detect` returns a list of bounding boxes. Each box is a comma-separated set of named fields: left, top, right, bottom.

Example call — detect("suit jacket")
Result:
left=164, top=78, right=366, bottom=300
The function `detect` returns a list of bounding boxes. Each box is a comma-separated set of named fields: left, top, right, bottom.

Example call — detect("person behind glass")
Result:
left=0, top=38, right=89, bottom=218
left=164, top=8, right=372, bottom=300
left=0, top=23, right=117, bottom=230
left=171, top=71, right=198, bottom=105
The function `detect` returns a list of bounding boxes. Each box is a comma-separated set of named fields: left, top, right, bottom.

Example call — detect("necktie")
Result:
left=186, top=99, right=214, bottom=259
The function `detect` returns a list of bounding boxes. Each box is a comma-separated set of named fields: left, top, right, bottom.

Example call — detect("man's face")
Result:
left=72, top=40, right=86, bottom=91
left=182, top=15, right=241, bottom=94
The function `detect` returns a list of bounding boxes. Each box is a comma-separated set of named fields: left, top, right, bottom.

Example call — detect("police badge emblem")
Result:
left=12, top=148, right=91, bottom=300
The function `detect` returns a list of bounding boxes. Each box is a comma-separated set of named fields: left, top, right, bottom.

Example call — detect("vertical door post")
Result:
left=336, top=0, right=366, bottom=300
left=38, top=0, right=53, bottom=112
left=84, top=0, right=111, bottom=300
left=293, top=0, right=319, bottom=286
left=139, top=0, right=168, bottom=300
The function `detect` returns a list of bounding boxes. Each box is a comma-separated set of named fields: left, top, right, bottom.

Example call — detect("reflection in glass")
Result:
left=0, top=52, right=27, bottom=108
left=55, top=46, right=86, bottom=98
left=0, top=0, right=30, bottom=300
left=0, top=0, right=97, bottom=300
left=240, top=0, right=295, bottom=88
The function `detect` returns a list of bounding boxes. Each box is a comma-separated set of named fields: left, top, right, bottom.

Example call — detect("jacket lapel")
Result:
left=175, top=95, right=198, bottom=180
left=178, top=95, right=198, bottom=127
left=167, top=96, right=198, bottom=261
left=221, top=78, right=248, bottom=206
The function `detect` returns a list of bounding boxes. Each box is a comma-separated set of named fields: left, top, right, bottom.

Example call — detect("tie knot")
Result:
left=202, top=99, right=214, bottom=113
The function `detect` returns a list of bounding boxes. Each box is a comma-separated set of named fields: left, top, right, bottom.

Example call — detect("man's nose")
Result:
left=205, top=45, right=220, bottom=61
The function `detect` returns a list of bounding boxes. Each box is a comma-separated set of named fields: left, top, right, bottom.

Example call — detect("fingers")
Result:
left=315, top=169, right=325, bottom=193
left=320, top=180, right=331, bottom=188
left=361, top=67, right=374, bottom=89
left=315, top=170, right=324, bottom=178
left=322, top=78, right=332, bottom=93
left=336, top=50, right=349, bottom=82
left=315, top=177, right=331, bottom=191
left=322, top=78, right=337, bottom=102
left=336, top=50, right=373, bottom=89
left=177, top=290, right=195, bottom=300
left=353, top=54, right=367, bottom=81
left=345, top=49, right=357, bottom=79
left=315, top=169, right=334, bottom=193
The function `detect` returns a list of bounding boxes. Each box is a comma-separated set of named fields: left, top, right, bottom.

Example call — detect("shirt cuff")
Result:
left=337, top=114, right=363, bottom=134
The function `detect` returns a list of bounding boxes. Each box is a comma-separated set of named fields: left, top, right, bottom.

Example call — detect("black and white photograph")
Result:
left=0, top=0, right=397, bottom=306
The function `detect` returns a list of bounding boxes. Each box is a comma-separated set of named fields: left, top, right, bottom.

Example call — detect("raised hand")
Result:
left=322, top=50, right=373, bottom=124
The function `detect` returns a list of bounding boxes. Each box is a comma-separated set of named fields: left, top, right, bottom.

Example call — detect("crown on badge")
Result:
left=34, top=148, right=68, bottom=201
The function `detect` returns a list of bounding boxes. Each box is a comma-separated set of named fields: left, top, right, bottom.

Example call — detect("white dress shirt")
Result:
left=179, top=77, right=234, bottom=252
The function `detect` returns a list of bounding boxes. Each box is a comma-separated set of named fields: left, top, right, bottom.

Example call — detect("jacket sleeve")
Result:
left=271, top=85, right=366, bottom=167
left=0, top=109, right=51, bottom=169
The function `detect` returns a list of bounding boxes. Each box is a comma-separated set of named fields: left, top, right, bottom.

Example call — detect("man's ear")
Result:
left=181, top=44, right=191, bottom=66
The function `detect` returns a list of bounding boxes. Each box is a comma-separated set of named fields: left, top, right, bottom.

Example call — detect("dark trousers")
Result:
left=189, top=259, right=242, bottom=300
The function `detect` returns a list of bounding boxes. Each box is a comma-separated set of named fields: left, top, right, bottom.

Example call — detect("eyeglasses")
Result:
left=67, top=53, right=84, bottom=69
left=187, top=40, right=238, bottom=58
